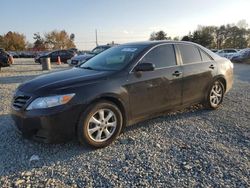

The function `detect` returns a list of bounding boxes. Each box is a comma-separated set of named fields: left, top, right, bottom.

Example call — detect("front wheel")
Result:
left=204, top=80, right=225, bottom=109
left=77, top=101, right=123, bottom=148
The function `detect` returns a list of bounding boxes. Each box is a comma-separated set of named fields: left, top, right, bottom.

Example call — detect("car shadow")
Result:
left=124, top=105, right=207, bottom=132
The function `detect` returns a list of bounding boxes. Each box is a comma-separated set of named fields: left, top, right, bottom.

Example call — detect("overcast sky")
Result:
left=1, top=0, right=250, bottom=50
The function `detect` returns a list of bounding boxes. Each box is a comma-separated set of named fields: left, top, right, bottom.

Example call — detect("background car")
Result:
left=216, top=49, right=238, bottom=59
left=211, top=49, right=218, bottom=53
left=8, top=51, right=20, bottom=58
left=0, top=49, right=13, bottom=70
left=68, top=45, right=116, bottom=66
left=230, top=48, right=250, bottom=63
left=35, top=50, right=76, bottom=64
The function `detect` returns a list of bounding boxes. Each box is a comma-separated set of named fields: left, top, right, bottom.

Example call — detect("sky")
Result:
left=1, top=0, right=250, bottom=50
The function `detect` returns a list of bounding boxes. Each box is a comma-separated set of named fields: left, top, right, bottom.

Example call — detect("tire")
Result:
left=204, top=80, right=225, bottom=110
left=77, top=100, right=123, bottom=148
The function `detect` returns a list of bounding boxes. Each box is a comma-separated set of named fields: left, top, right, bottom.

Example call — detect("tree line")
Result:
left=150, top=20, right=250, bottom=49
left=0, top=30, right=75, bottom=51
left=1, top=20, right=250, bottom=51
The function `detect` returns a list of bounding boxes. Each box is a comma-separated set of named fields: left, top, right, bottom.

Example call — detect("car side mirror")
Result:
left=134, top=62, right=155, bottom=72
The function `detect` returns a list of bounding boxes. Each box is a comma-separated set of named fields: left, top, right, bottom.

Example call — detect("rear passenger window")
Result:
left=178, top=44, right=201, bottom=64
left=142, top=44, right=176, bottom=68
left=200, top=50, right=212, bottom=62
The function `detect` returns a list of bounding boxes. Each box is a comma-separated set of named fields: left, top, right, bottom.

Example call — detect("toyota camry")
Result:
left=11, top=41, right=233, bottom=148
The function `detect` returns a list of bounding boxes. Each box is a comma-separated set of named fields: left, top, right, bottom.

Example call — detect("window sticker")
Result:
left=121, top=48, right=137, bottom=52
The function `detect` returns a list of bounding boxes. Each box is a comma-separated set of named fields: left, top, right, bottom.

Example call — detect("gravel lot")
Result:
left=0, top=59, right=249, bottom=187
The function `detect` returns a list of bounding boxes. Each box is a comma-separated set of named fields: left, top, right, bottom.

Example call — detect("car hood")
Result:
left=18, top=67, right=111, bottom=94
left=71, top=54, right=94, bottom=61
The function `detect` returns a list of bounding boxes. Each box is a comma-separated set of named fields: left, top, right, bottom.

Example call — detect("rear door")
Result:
left=126, top=44, right=183, bottom=119
left=177, top=44, right=216, bottom=105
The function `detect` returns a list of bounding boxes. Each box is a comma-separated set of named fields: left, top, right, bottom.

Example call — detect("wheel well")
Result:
left=217, top=77, right=227, bottom=91
left=100, top=96, right=127, bottom=125
left=75, top=96, right=127, bottom=136
left=204, top=76, right=227, bottom=102
left=88, top=96, right=127, bottom=129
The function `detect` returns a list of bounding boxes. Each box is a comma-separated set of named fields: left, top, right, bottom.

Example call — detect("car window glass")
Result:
left=142, top=44, right=176, bottom=68
left=81, top=45, right=146, bottom=71
left=200, top=50, right=212, bottom=62
left=178, top=44, right=202, bottom=64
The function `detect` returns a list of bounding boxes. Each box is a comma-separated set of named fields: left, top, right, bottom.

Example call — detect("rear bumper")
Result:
left=11, top=105, right=82, bottom=143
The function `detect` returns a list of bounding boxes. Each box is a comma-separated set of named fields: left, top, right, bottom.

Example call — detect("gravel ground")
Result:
left=0, top=59, right=249, bottom=187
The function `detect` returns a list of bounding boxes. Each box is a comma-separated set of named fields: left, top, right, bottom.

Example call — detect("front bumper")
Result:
left=11, top=104, right=82, bottom=143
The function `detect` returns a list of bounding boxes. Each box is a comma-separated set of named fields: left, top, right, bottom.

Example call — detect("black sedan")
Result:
left=35, top=50, right=76, bottom=64
left=11, top=41, right=233, bottom=148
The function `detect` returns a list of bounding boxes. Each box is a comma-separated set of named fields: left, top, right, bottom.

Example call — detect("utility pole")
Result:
left=95, top=29, right=98, bottom=47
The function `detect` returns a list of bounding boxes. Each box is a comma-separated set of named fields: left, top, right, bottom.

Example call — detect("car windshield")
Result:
left=90, top=46, right=109, bottom=55
left=80, top=45, right=146, bottom=71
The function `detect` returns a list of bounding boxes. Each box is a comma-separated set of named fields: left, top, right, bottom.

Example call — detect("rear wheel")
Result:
left=205, top=80, right=225, bottom=109
left=77, top=100, right=123, bottom=148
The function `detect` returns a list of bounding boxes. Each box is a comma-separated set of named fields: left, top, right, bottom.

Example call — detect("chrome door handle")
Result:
left=209, top=64, right=215, bottom=69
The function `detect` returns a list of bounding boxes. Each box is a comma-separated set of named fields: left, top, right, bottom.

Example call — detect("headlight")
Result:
left=26, top=93, right=75, bottom=110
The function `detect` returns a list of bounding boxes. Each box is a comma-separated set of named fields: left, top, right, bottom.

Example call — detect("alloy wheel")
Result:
left=210, top=82, right=223, bottom=107
left=87, top=109, right=117, bottom=142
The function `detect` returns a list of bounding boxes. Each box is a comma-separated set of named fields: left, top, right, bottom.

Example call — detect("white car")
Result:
left=216, top=49, right=238, bottom=59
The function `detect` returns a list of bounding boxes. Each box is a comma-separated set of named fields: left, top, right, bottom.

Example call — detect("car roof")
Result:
left=95, top=45, right=116, bottom=48
left=121, top=40, right=222, bottom=60
left=50, top=49, right=73, bottom=53
left=122, top=40, right=202, bottom=47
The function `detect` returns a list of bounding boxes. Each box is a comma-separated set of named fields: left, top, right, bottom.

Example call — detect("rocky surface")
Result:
left=0, top=60, right=249, bottom=187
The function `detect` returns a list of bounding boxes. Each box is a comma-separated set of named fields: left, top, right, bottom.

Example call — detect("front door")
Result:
left=125, top=44, right=183, bottom=120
